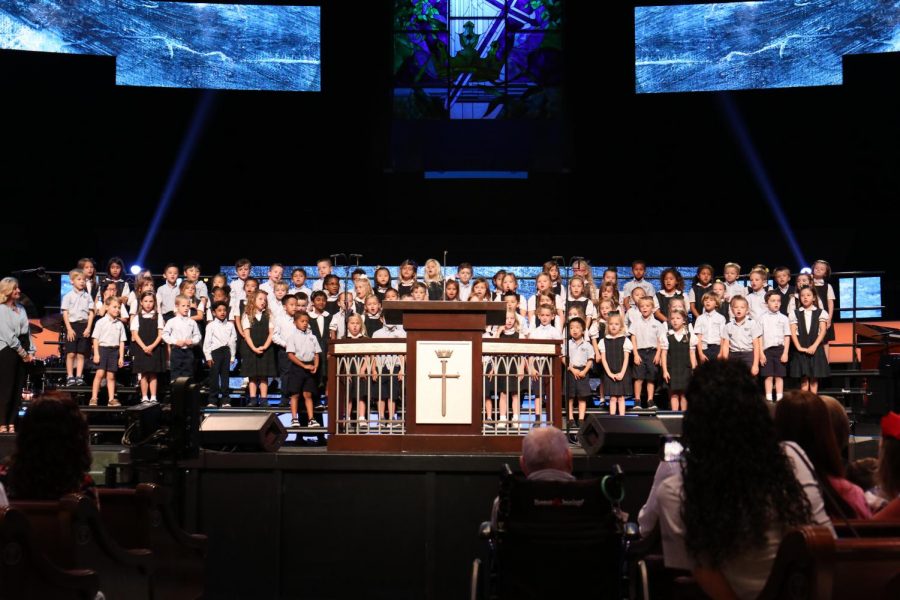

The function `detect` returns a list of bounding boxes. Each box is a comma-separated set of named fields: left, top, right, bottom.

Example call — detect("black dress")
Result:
left=426, top=281, right=444, bottom=301
left=691, top=283, right=712, bottom=309
left=600, top=337, right=632, bottom=396
left=490, top=330, right=521, bottom=396
left=789, top=309, right=831, bottom=379
left=364, top=314, right=384, bottom=337
left=131, top=315, right=166, bottom=373
left=241, top=313, right=276, bottom=377
left=665, top=332, right=692, bottom=391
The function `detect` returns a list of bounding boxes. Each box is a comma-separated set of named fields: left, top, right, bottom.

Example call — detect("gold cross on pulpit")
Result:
left=428, top=349, right=460, bottom=417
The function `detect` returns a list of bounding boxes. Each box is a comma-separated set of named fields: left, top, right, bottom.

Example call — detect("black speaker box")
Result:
left=200, top=412, right=287, bottom=452
left=577, top=415, right=668, bottom=455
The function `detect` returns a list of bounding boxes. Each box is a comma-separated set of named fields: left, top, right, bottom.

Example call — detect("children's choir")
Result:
left=36, top=257, right=838, bottom=419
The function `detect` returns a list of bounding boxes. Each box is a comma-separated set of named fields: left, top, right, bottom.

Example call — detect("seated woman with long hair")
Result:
left=775, top=390, right=871, bottom=519
left=654, top=360, right=831, bottom=600
left=873, top=412, right=900, bottom=520
left=0, top=392, right=96, bottom=503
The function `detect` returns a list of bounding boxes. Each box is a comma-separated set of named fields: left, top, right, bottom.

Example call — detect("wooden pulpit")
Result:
left=327, top=301, right=562, bottom=452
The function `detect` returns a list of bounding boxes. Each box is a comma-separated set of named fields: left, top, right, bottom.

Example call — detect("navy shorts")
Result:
left=730, top=351, right=754, bottom=370
left=761, top=346, right=787, bottom=377
left=94, top=346, right=119, bottom=372
left=632, top=348, right=660, bottom=381
left=65, top=321, right=91, bottom=356
left=284, top=362, right=317, bottom=396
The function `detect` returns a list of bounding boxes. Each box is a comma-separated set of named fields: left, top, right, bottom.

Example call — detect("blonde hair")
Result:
left=423, top=259, right=443, bottom=284
left=637, top=296, right=655, bottom=307
left=0, top=277, right=18, bottom=304
left=749, top=267, right=768, bottom=279
left=571, top=259, right=595, bottom=288
left=354, top=276, right=374, bottom=298
left=274, top=281, right=290, bottom=292
left=245, top=290, right=270, bottom=320
left=501, top=310, right=522, bottom=334
left=68, top=268, right=84, bottom=281
left=729, top=295, right=749, bottom=308
left=723, top=262, right=741, bottom=273
left=701, top=291, right=721, bottom=309
left=668, top=307, right=688, bottom=325
left=606, top=312, right=625, bottom=329
left=104, top=295, right=121, bottom=307
left=346, top=313, right=367, bottom=337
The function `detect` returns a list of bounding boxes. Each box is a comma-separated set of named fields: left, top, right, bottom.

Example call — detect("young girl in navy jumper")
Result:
left=789, top=286, right=831, bottom=393
left=689, top=264, right=714, bottom=319
left=362, top=294, right=384, bottom=337
left=600, top=313, right=632, bottom=416
left=396, top=260, right=418, bottom=297
left=373, top=267, right=394, bottom=302
left=812, top=260, right=836, bottom=351
left=241, top=290, right=276, bottom=406
left=543, top=260, right=564, bottom=298
left=485, top=311, right=524, bottom=430
left=130, top=291, right=166, bottom=403
left=661, top=308, right=696, bottom=412
left=423, top=259, right=445, bottom=301
left=444, top=279, right=460, bottom=301
left=655, top=268, right=686, bottom=323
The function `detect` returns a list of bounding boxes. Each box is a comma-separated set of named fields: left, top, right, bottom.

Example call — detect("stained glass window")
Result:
left=393, top=0, right=562, bottom=119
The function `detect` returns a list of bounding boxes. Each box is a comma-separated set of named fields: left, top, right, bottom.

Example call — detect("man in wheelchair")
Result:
left=475, top=427, right=622, bottom=600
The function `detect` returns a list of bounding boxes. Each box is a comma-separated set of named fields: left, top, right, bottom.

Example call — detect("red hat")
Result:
left=881, top=412, right=900, bottom=441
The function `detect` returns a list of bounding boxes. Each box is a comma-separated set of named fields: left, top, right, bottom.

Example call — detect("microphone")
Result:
left=442, top=250, right=448, bottom=300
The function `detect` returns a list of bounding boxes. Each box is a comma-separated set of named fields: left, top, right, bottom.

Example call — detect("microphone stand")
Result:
left=442, top=250, right=448, bottom=300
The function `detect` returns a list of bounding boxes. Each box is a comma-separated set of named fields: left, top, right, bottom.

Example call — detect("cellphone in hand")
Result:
left=659, top=434, right=684, bottom=462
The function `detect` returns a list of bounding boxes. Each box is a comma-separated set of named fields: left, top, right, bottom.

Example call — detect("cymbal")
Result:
left=29, top=322, right=43, bottom=334
left=40, top=313, right=65, bottom=333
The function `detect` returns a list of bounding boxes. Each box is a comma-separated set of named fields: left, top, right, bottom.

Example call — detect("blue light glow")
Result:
left=635, top=0, right=900, bottom=94
left=0, top=0, right=321, bottom=91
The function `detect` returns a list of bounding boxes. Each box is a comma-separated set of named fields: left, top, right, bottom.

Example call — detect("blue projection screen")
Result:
left=635, top=0, right=900, bottom=94
left=0, top=0, right=320, bottom=91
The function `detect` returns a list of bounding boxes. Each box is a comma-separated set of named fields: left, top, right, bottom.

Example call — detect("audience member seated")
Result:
left=0, top=392, right=96, bottom=504
left=848, top=457, right=889, bottom=514
left=490, top=426, right=574, bottom=526
left=639, top=360, right=832, bottom=600
left=775, top=390, right=872, bottom=519
left=874, top=412, right=900, bottom=521
left=820, top=395, right=850, bottom=456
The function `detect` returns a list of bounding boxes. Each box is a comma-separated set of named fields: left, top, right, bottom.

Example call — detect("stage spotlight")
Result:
left=130, top=265, right=142, bottom=275
left=717, top=94, right=808, bottom=269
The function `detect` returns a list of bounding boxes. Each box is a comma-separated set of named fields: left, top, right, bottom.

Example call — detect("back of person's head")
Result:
left=879, top=412, right=900, bottom=498
left=820, top=395, right=850, bottom=455
left=682, top=361, right=811, bottom=567
left=6, top=392, right=91, bottom=500
left=848, top=457, right=879, bottom=492
left=520, top=426, right=571, bottom=475
left=775, top=391, right=845, bottom=478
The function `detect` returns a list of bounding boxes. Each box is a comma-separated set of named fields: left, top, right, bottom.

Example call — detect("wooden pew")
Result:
left=834, top=519, right=900, bottom=538
left=758, top=526, right=900, bottom=599
left=0, top=506, right=99, bottom=600
left=98, top=483, right=207, bottom=600
left=10, top=494, right=154, bottom=600
left=668, top=526, right=900, bottom=599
